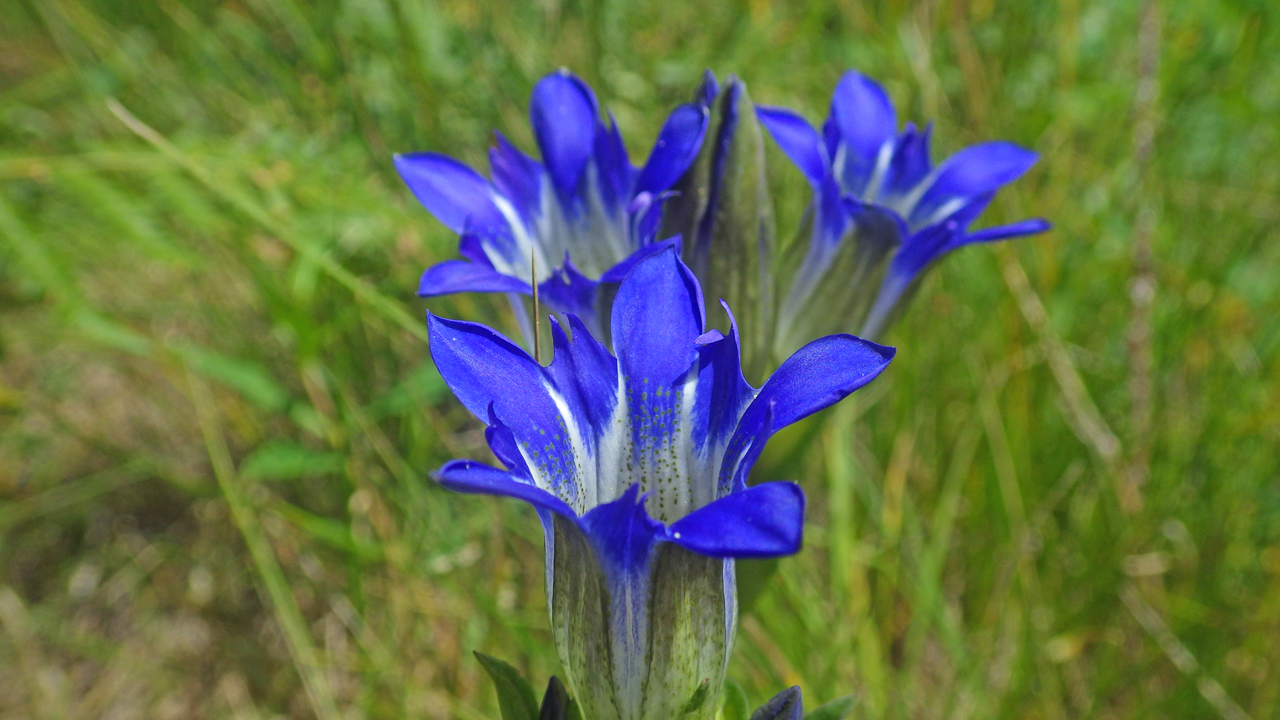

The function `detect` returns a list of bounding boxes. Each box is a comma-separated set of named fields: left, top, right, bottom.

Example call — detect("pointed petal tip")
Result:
left=530, top=70, right=600, bottom=198
left=751, top=686, right=805, bottom=720
left=564, top=312, right=595, bottom=342
left=696, top=68, right=719, bottom=104
left=634, top=102, right=711, bottom=196
left=756, top=105, right=830, bottom=188
left=395, top=152, right=503, bottom=234
left=838, top=67, right=889, bottom=93
left=435, top=458, right=579, bottom=519
left=667, top=481, right=806, bottom=558
left=838, top=334, right=897, bottom=374
left=417, top=259, right=531, bottom=298
left=961, top=216, right=1053, bottom=245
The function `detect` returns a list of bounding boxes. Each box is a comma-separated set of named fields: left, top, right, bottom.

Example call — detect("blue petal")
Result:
left=694, top=69, right=719, bottom=108
left=958, top=217, right=1051, bottom=246
left=667, top=481, right=805, bottom=558
left=829, top=69, right=897, bottom=196
left=719, top=396, right=774, bottom=494
left=538, top=256, right=601, bottom=328
left=428, top=313, right=546, bottom=420
left=941, top=189, right=997, bottom=230
left=872, top=211, right=1038, bottom=338
left=752, top=687, right=805, bottom=720
left=593, top=112, right=634, bottom=215
left=909, top=141, right=1038, bottom=227
left=489, top=131, right=544, bottom=224
left=546, top=315, right=620, bottom=450
left=418, top=259, right=530, bottom=297
left=394, top=152, right=509, bottom=236
left=610, top=249, right=707, bottom=515
left=483, top=406, right=535, bottom=479
left=814, top=174, right=852, bottom=251
left=457, top=232, right=490, bottom=264
left=873, top=216, right=1048, bottom=302
left=598, top=236, right=682, bottom=284
left=755, top=105, right=829, bottom=188
left=634, top=103, right=710, bottom=197
left=610, top=247, right=706, bottom=387
left=435, top=459, right=578, bottom=519
left=733, top=334, right=895, bottom=448
left=427, top=314, right=583, bottom=501
left=821, top=115, right=841, bottom=164
left=628, top=191, right=669, bottom=248
left=689, top=301, right=753, bottom=458
left=757, top=105, right=847, bottom=247
left=878, top=122, right=933, bottom=201
left=581, top=484, right=663, bottom=576
left=890, top=219, right=961, bottom=283
left=530, top=69, right=600, bottom=203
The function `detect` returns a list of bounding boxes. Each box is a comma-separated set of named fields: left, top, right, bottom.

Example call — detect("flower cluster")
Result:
left=398, top=69, right=707, bottom=339
left=400, top=67, right=1046, bottom=718
left=754, top=70, right=1049, bottom=349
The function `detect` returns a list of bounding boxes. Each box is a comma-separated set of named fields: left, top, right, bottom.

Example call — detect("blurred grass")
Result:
left=1, top=0, right=1278, bottom=718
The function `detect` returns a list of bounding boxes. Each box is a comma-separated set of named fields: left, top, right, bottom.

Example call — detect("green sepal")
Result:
left=474, top=651, right=539, bottom=720
left=750, top=686, right=803, bottom=720
left=550, top=516, right=730, bottom=720
left=803, top=695, right=856, bottom=720
left=718, top=678, right=750, bottom=720
left=538, top=676, right=583, bottom=720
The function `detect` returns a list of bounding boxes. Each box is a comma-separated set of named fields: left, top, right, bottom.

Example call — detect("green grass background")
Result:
left=1, top=0, right=1278, bottom=717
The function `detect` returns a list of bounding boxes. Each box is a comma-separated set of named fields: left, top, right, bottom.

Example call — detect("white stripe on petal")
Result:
left=861, top=139, right=897, bottom=202
left=590, top=370, right=631, bottom=510
left=922, top=196, right=966, bottom=227
left=887, top=162, right=942, bottom=228
left=487, top=191, right=551, bottom=282
left=541, top=380, right=594, bottom=515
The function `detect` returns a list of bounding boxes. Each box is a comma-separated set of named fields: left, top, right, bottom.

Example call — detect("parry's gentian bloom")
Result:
left=428, top=248, right=893, bottom=719
left=397, top=69, right=709, bottom=339
left=756, top=69, right=1051, bottom=349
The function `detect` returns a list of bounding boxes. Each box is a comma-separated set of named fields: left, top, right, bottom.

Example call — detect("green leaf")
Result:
left=719, top=678, right=750, bottom=720
left=803, top=695, right=856, bottom=720
left=682, top=678, right=711, bottom=715
left=272, top=500, right=382, bottom=563
left=366, top=361, right=448, bottom=419
left=74, top=311, right=154, bottom=356
left=169, top=342, right=290, bottom=411
left=241, top=440, right=344, bottom=481
left=55, top=165, right=194, bottom=264
left=474, top=652, right=539, bottom=720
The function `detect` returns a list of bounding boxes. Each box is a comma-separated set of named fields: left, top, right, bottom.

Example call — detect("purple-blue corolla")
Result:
left=427, top=248, right=893, bottom=719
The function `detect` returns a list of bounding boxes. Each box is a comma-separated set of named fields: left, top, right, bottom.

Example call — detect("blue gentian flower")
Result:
left=396, top=69, right=709, bottom=339
left=756, top=69, right=1051, bottom=345
left=427, top=248, right=893, bottom=720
